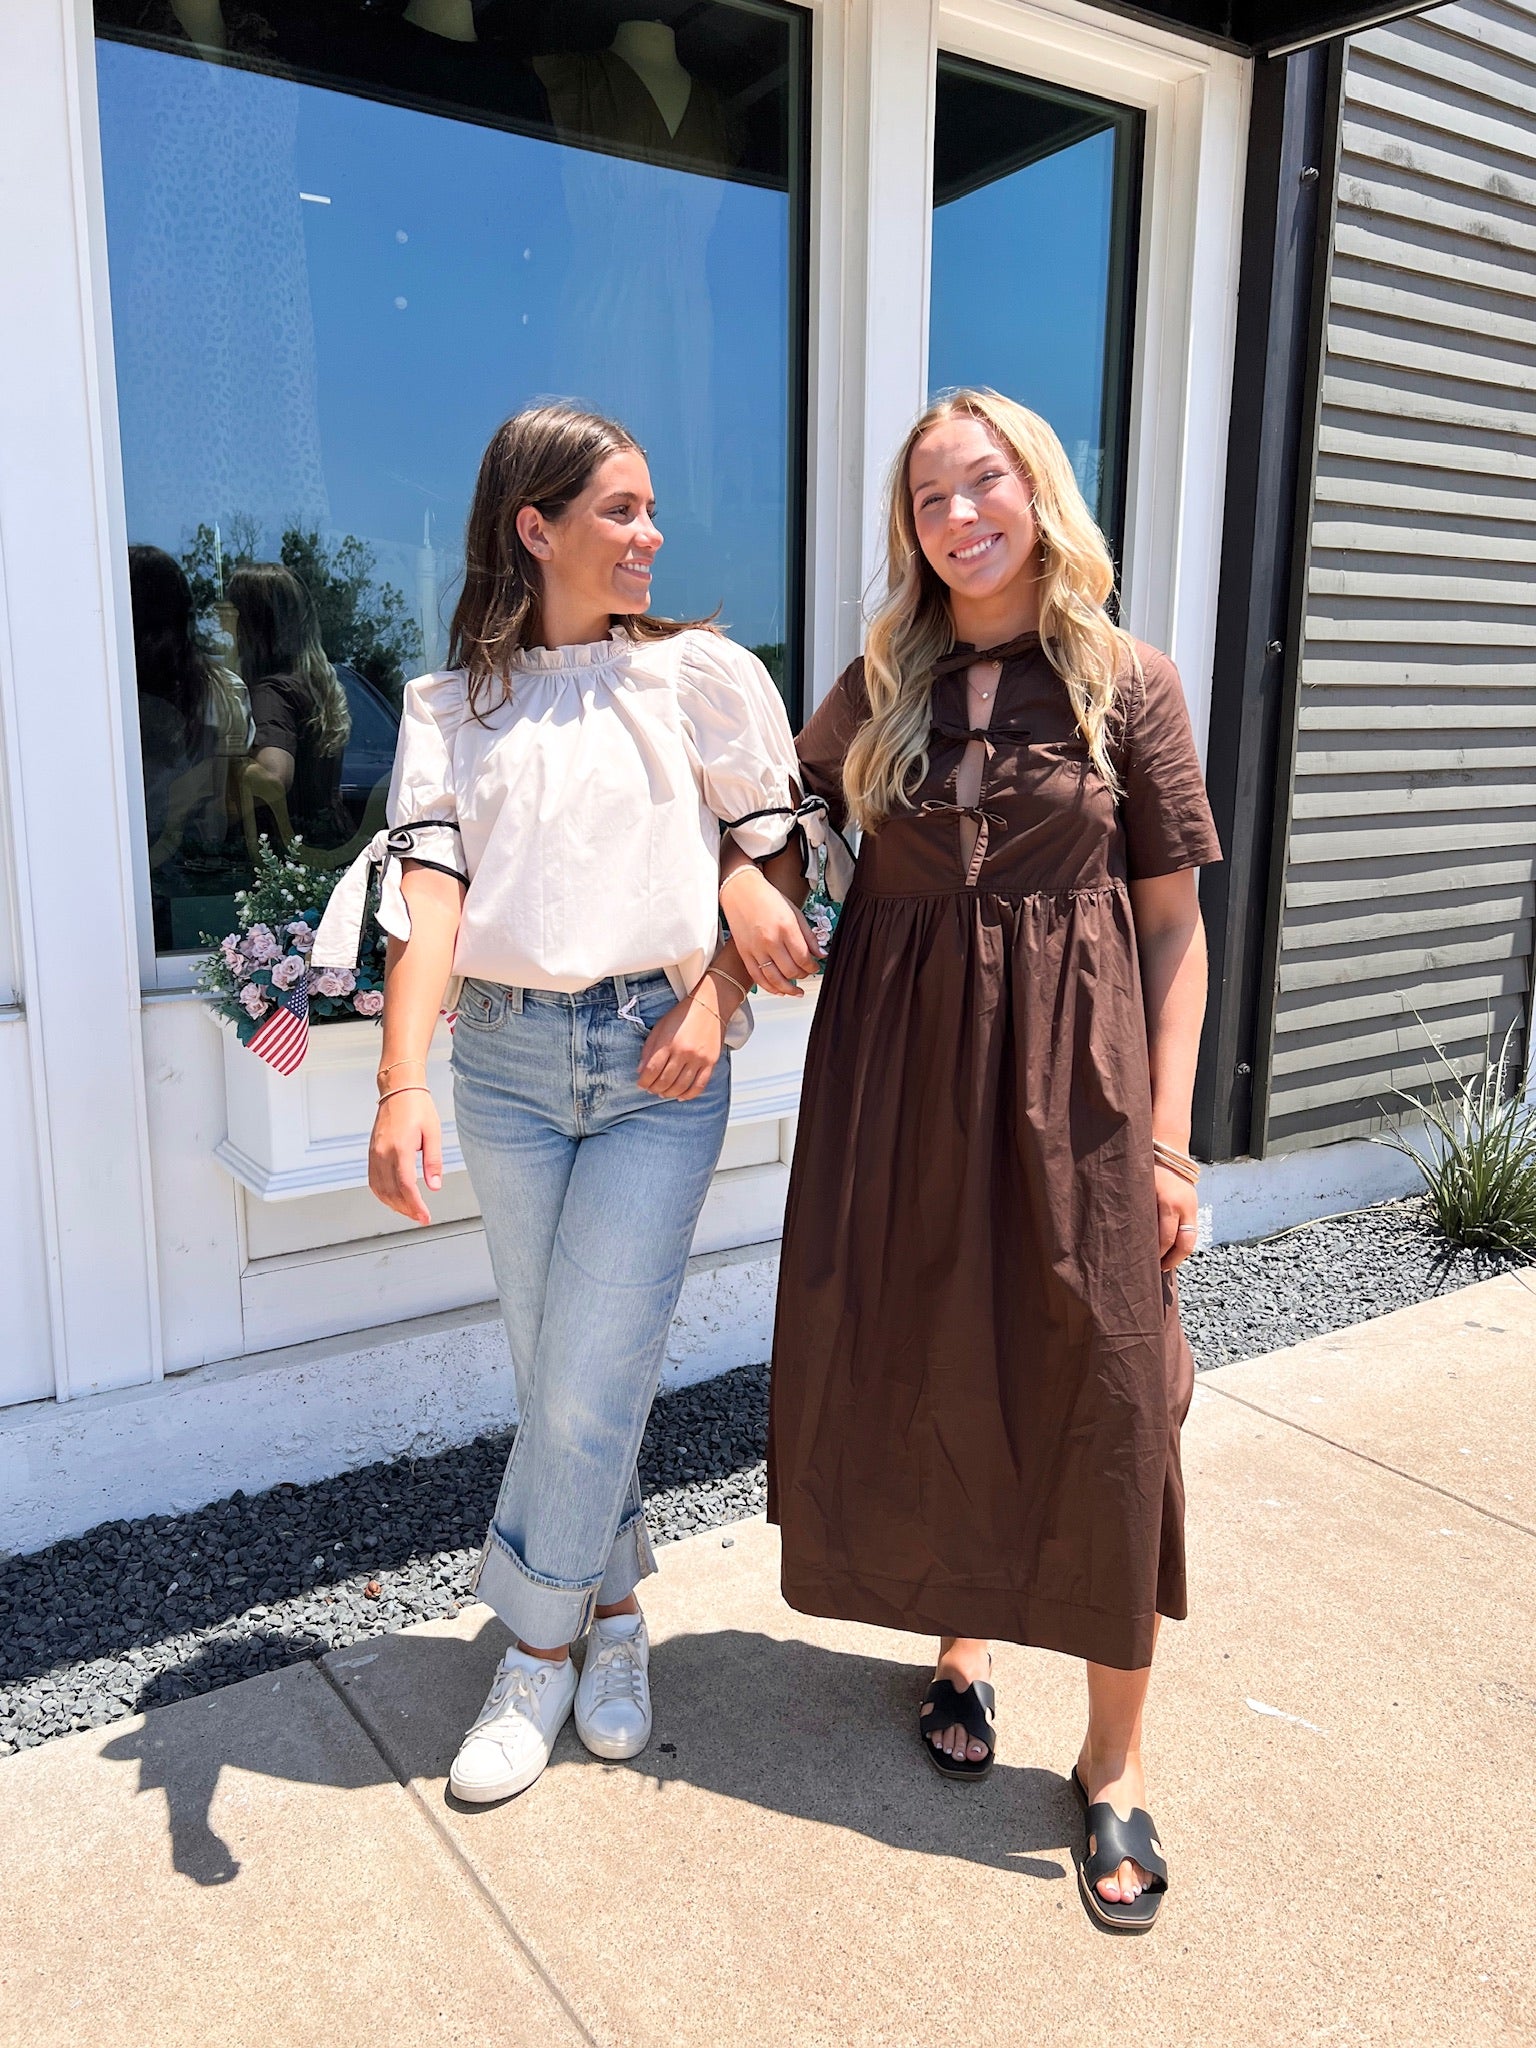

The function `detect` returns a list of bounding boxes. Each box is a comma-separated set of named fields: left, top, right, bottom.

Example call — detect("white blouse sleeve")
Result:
left=311, top=672, right=469, bottom=970
left=677, top=633, right=855, bottom=900
left=675, top=634, right=806, bottom=859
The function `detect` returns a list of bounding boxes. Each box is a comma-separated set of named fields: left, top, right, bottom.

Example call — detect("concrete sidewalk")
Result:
left=2, top=1273, right=1532, bottom=2048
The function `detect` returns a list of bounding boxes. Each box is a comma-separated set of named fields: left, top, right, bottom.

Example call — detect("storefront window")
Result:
left=94, top=1, right=808, bottom=954
left=929, top=54, right=1141, bottom=563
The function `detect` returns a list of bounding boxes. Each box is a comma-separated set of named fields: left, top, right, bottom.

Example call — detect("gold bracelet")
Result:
left=379, top=1056, right=426, bottom=1077
left=376, top=1084, right=433, bottom=1108
left=706, top=965, right=750, bottom=1006
left=1152, top=1141, right=1200, bottom=1184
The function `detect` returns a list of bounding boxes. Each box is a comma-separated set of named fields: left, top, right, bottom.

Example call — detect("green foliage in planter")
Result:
left=1379, top=1019, right=1536, bottom=1255
left=196, top=840, right=385, bottom=1046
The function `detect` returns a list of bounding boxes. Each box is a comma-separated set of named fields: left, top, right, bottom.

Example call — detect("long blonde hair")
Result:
left=843, top=388, right=1139, bottom=834
left=227, top=562, right=351, bottom=760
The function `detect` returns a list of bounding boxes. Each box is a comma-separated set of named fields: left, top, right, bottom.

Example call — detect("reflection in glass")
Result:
left=95, top=1, right=808, bottom=952
left=929, top=55, right=1141, bottom=560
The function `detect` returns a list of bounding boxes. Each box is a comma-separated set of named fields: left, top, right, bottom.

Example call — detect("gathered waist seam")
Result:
left=849, top=881, right=1128, bottom=905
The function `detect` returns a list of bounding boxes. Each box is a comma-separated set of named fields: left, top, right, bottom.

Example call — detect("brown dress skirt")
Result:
left=766, top=636, right=1223, bottom=1671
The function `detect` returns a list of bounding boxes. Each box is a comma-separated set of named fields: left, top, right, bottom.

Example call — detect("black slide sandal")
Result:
left=1077, top=1798, right=1169, bottom=1933
left=918, top=1677, right=996, bottom=1780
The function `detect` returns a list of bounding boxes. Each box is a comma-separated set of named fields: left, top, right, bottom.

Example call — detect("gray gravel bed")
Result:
left=1, top=1195, right=1525, bottom=1756
left=1176, top=1192, right=1529, bottom=1366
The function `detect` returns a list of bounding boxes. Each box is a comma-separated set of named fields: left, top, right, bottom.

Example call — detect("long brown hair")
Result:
left=447, top=403, right=714, bottom=716
left=843, top=388, right=1139, bottom=834
left=226, top=561, right=350, bottom=759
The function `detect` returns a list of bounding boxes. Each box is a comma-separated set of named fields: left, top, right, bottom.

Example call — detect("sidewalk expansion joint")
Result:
left=1201, top=1380, right=1536, bottom=1542
left=315, top=1656, right=602, bottom=2048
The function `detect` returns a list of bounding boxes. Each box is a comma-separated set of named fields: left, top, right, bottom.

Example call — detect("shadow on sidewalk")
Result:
left=98, top=1612, right=1078, bottom=1888
left=98, top=1627, right=371, bottom=1886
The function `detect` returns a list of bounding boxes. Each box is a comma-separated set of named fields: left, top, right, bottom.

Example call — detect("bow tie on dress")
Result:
left=929, top=716, right=1032, bottom=748
left=930, top=631, right=1041, bottom=677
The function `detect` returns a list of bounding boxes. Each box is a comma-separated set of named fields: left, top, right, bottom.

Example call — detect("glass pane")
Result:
left=929, top=55, right=1141, bottom=562
left=95, top=1, right=808, bottom=955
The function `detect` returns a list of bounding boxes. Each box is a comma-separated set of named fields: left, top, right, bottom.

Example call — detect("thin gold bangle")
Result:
left=376, top=1084, right=433, bottom=1108
left=1153, top=1142, right=1200, bottom=1184
left=706, top=965, right=750, bottom=1006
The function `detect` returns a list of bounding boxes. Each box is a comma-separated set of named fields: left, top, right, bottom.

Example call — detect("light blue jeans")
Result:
left=452, top=970, right=730, bottom=1649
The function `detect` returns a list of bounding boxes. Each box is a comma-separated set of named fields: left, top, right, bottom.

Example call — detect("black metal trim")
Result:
left=1248, top=39, right=1348, bottom=1158
left=1192, top=42, right=1344, bottom=1162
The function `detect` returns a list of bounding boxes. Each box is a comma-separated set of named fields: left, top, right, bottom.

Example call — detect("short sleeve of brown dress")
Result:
left=767, top=636, right=1222, bottom=1670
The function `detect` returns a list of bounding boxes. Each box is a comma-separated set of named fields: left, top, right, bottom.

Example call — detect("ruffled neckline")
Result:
left=507, top=629, right=632, bottom=674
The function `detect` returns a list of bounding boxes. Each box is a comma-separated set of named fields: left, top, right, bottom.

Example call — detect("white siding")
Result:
left=1260, top=0, right=1536, bottom=1153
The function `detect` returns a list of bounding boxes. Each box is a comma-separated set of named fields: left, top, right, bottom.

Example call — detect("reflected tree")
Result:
left=179, top=519, right=422, bottom=702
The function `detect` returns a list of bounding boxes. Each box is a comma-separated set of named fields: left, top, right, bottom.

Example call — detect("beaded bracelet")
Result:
left=722, top=860, right=781, bottom=901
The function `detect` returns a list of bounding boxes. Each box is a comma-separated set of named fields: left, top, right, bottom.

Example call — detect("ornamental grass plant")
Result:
left=1380, top=1018, right=1536, bottom=1256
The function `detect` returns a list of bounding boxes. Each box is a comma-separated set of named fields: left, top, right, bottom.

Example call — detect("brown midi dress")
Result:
left=766, top=635, right=1222, bottom=1671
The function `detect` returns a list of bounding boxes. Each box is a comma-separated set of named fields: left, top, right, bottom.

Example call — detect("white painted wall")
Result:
left=0, top=1241, right=782, bottom=1555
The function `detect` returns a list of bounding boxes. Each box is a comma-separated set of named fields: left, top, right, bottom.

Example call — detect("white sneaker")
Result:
left=449, top=1645, right=578, bottom=1803
left=574, top=1611, right=652, bottom=1760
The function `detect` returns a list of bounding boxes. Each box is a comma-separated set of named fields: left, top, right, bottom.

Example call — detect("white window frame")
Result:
left=805, top=0, right=1249, bottom=750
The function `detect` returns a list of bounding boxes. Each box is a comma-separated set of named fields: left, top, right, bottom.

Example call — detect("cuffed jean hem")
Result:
left=474, top=1503, right=658, bottom=1649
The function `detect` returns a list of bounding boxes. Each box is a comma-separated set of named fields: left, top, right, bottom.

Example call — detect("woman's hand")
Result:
left=1155, top=1161, right=1199, bottom=1273
left=369, top=1089, right=443, bottom=1225
left=722, top=865, right=818, bottom=996
left=639, top=989, right=726, bottom=1101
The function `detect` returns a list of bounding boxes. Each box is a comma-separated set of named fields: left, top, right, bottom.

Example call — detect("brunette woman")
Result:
left=725, top=389, right=1220, bottom=1931
left=313, top=404, right=807, bottom=1803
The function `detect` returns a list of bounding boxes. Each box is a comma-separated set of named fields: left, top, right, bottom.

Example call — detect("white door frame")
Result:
left=806, top=0, right=1249, bottom=747
left=0, top=0, right=162, bottom=1399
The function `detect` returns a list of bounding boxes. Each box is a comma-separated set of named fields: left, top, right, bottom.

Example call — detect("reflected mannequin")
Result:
left=534, top=19, right=738, bottom=168
left=611, top=20, right=692, bottom=137
left=169, top=0, right=225, bottom=51
left=402, top=0, right=477, bottom=42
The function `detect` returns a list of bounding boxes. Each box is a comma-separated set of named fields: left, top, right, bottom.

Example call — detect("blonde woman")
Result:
left=227, top=561, right=353, bottom=851
left=725, top=389, right=1220, bottom=1932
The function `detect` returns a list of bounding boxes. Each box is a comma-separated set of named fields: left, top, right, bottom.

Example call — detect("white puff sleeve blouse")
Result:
left=313, top=626, right=811, bottom=1047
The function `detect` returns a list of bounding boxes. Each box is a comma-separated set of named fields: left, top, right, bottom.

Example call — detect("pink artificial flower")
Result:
left=239, top=982, right=269, bottom=1019
left=243, top=924, right=282, bottom=965
left=311, top=967, right=357, bottom=999
left=269, top=954, right=306, bottom=990
left=220, top=936, right=246, bottom=977
left=352, top=988, right=384, bottom=1017
left=286, top=921, right=316, bottom=953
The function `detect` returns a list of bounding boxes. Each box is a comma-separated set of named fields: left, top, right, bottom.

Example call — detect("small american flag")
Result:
left=248, top=972, right=310, bottom=1075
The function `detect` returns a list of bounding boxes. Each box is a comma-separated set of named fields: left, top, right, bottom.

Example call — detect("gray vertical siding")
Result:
left=1257, top=0, right=1536, bottom=1154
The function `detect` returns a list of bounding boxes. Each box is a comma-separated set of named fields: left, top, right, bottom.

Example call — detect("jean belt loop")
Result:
left=506, top=984, right=524, bottom=1014
left=612, top=972, right=630, bottom=1009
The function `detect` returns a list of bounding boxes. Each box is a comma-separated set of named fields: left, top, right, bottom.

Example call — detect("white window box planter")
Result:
left=208, top=981, right=820, bottom=1202
left=209, top=1008, right=457, bottom=1201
